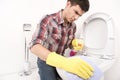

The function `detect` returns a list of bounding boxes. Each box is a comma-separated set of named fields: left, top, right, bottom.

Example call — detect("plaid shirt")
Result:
left=30, top=10, right=76, bottom=55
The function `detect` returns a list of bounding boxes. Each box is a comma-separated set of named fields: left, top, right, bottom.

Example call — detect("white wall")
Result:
left=0, top=0, right=120, bottom=80
left=0, top=0, right=66, bottom=79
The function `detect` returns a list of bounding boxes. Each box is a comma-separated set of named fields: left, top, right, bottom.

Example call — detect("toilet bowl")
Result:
left=56, top=12, right=115, bottom=80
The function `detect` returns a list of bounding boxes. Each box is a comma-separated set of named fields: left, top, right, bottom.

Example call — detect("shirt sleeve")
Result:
left=29, top=15, right=48, bottom=48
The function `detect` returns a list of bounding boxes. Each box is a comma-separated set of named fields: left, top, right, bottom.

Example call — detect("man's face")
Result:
left=65, top=2, right=85, bottom=23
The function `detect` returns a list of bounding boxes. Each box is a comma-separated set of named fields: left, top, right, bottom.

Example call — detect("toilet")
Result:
left=56, top=12, right=116, bottom=80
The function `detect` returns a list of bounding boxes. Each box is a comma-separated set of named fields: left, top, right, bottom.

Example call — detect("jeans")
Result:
left=37, top=58, right=62, bottom=80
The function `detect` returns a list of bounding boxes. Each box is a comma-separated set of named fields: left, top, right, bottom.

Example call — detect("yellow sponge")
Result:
left=72, top=39, right=84, bottom=50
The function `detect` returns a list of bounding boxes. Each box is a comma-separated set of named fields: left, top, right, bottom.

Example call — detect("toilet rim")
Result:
left=82, top=12, right=115, bottom=39
left=84, top=12, right=112, bottom=24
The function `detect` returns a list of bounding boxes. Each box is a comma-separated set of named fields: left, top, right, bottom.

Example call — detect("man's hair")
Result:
left=68, top=0, right=90, bottom=12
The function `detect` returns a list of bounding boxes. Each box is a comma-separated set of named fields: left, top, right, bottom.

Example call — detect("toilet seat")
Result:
left=81, top=12, right=115, bottom=57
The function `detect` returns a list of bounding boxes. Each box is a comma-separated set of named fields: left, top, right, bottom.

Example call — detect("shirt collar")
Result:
left=53, top=9, right=64, bottom=25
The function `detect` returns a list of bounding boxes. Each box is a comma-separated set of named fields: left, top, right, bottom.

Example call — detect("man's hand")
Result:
left=46, top=52, right=94, bottom=79
left=72, top=39, right=84, bottom=50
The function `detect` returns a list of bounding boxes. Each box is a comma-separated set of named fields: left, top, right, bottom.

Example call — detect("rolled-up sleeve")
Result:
left=29, top=16, right=48, bottom=48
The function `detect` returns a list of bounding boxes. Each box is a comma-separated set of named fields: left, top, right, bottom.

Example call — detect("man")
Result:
left=30, top=0, right=94, bottom=80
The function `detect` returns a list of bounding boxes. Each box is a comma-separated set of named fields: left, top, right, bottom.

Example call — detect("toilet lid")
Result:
left=82, top=12, right=115, bottom=55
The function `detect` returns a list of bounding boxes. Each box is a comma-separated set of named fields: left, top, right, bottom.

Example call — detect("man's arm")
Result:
left=30, top=44, right=50, bottom=61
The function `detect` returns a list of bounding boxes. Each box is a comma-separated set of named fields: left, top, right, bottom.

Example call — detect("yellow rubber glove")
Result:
left=46, top=52, right=94, bottom=79
left=72, top=39, right=84, bottom=50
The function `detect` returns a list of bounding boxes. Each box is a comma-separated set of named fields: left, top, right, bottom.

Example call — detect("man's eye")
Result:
left=75, top=11, right=78, bottom=14
left=75, top=11, right=81, bottom=16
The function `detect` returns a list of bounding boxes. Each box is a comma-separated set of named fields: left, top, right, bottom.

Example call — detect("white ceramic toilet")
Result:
left=80, top=12, right=115, bottom=72
left=56, top=12, right=116, bottom=80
